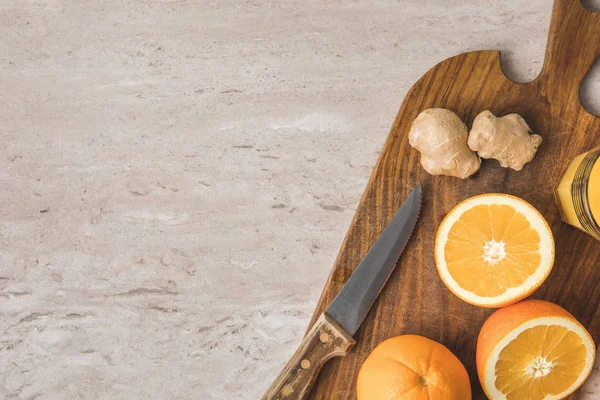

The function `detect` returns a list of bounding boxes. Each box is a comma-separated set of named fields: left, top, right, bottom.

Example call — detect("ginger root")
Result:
left=468, top=111, right=542, bottom=171
left=408, top=108, right=481, bottom=179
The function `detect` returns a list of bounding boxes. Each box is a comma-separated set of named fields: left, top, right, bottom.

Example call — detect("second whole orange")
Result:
left=357, top=334, right=471, bottom=399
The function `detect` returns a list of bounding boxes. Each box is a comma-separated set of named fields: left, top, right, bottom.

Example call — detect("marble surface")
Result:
left=1, top=1, right=600, bottom=399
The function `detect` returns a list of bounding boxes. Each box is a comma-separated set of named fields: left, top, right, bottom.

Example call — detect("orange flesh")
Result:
left=444, top=204, right=541, bottom=296
left=495, top=324, right=587, bottom=399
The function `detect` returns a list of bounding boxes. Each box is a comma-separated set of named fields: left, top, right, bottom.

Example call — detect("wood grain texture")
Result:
left=262, top=314, right=355, bottom=400
left=306, top=1, right=600, bottom=399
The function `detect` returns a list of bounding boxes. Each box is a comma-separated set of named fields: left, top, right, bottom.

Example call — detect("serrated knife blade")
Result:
left=326, top=183, right=422, bottom=336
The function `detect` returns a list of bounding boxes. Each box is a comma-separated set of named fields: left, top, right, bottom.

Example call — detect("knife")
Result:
left=262, top=184, right=422, bottom=400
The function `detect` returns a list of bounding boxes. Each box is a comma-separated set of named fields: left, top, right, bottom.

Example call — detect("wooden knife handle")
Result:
left=262, top=313, right=355, bottom=400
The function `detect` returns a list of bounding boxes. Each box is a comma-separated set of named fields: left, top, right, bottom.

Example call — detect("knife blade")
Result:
left=262, top=184, right=422, bottom=400
left=326, top=183, right=422, bottom=336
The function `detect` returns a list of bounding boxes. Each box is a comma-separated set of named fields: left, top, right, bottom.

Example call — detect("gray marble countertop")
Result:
left=1, top=1, right=599, bottom=399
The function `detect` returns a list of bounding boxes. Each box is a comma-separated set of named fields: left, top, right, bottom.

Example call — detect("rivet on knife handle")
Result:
left=261, top=313, right=355, bottom=400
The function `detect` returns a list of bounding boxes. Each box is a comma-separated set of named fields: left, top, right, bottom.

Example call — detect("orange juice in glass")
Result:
left=555, top=148, right=600, bottom=240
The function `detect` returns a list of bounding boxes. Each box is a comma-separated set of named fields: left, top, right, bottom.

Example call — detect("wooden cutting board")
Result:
left=306, top=1, right=600, bottom=399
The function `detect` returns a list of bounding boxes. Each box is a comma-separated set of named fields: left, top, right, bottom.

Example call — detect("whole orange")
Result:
left=357, top=335, right=471, bottom=399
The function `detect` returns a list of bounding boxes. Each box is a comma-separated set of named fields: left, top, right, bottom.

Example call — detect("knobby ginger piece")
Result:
left=408, top=108, right=481, bottom=179
left=468, top=111, right=542, bottom=171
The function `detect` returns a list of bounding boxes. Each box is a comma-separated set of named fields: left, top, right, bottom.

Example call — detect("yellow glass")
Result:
left=555, top=148, right=600, bottom=240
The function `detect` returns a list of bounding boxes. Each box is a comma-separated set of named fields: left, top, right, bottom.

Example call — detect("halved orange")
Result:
left=435, top=193, right=554, bottom=307
left=477, top=300, right=595, bottom=399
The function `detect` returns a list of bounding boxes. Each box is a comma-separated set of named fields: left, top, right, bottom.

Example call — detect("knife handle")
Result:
left=262, top=313, right=355, bottom=400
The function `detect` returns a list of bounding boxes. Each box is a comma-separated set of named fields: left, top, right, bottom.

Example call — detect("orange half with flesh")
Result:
left=477, top=300, right=595, bottom=399
left=435, top=194, right=554, bottom=307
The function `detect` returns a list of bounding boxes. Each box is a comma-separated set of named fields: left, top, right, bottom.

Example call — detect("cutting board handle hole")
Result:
left=499, top=50, right=544, bottom=84
left=579, top=58, right=600, bottom=117
left=581, top=0, right=600, bottom=12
